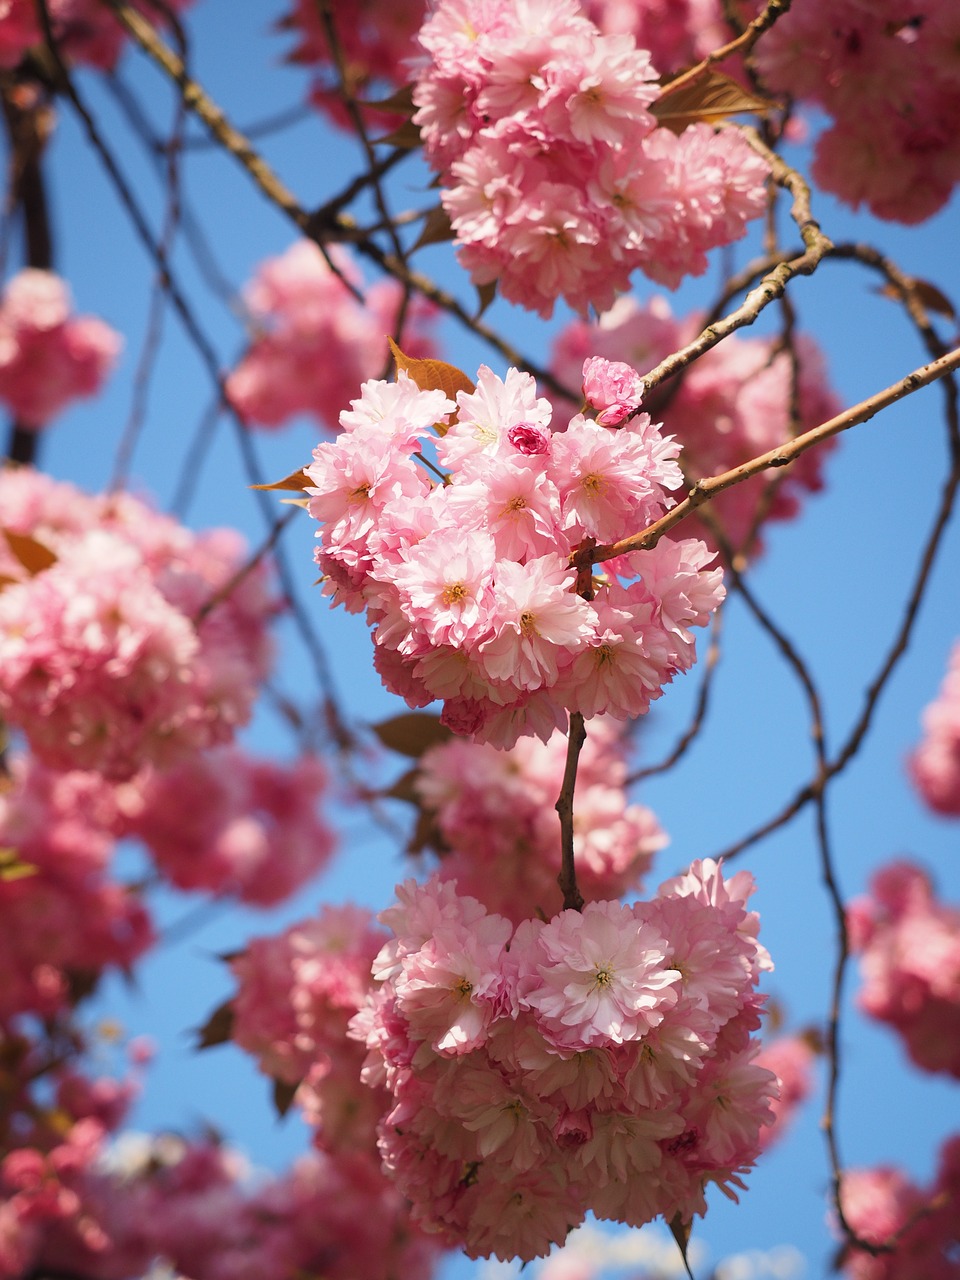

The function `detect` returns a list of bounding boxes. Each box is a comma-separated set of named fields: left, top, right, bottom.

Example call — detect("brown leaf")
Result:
left=2, top=528, right=57, bottom=575
left=361, top=83, right=417, bottom=117
left=388, top=337, right=476, bottom=431
left=373, top=119, right=422, bottom=150
left=412, top=204, right=455, bottom=252
left=668, top=1213, right=696, bottom=1280
left=383, top=767, right=421, bottom=805
left=652, top=69, right=772, bottom=134
left=877, top=278, right=956, bottom=319
left=195, top=1000, right=235, bottom=1050
left=474, top=279, right=497, bottom=318
left=250, top=467, right=312, bottom=493
left=371, top=712, right=452, bottom=759
left=272, top=1077, right=300, bottom=1119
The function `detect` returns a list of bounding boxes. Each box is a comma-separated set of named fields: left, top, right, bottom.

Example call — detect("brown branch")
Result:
left=580, top=344, right=960, bottom=571
left=1, top=75, right=54, bottom=466
left=658, top=0, right=793, bottom=97
left=556, top=712, right=586, bottom=913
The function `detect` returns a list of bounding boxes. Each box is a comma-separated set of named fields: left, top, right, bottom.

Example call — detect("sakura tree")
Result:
left=0, top=2, right=958, bottom=1279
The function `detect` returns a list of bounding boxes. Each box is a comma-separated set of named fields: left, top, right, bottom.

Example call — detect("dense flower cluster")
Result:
left=226, top=240, right=437, bottom=432
left=753, top=1033, right=817, bottom=1152
left=909, top=642, right=960, bottom=816
left=0, top=1118, right=439, bottom=1280
left=125, top=748, right=336, bottom=906
left=305, top=358, right=725, bottom=750
left=755, top=0, right=960, bottom=223
left=834, top=1135, right=960, bottom=1280
left=0, top=270, right=119, bottom=428
left=352, top=862, right=776, bottom=1261
left=582, top=0, right=726, bottom=79
left=847, top=861, right=960, bottom=1078
left=0, top=0, right=194, bottom=71
left=411, top=0, right=768, bottom=316
left=0, top=469, right=277, bottom=780
left=413, top=718, right=666, bottom=922
left=551, top=296, right=839, bottom=555
left=229, top=904, right=389, bottom=1153
left=277, top=0, right=427, bottom=123
left=0, top=753, right=152, bottom=1019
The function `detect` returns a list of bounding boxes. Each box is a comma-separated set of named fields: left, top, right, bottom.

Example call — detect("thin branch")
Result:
left=556, top=712, right=587, bottom=913
left=579, top=344, right=960, bottom=569
left=658, top=0, right=794, bottom=97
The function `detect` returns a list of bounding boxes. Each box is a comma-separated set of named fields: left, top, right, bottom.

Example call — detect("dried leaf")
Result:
left=250, top=467, right=312, bottom=493
left=371, top=712, right=452, bottom=759
left=195, top=1000, right=235, bottom=1050
left=2, top=528, right=57, bottom=575
left=361, top=84, right=417, bottom=117
left=652, top=69, right=772, bottom=134
left=388, top=337, right=476, bottom=416
left=384, top=767, right=420, bottom=805
left=474, top=279, right=497, bottom=318
left=272, top=1077, right=300, bottom=1119
left=668, top=1213, right=696, bottom=1280
left=412, top=204, right=454, bottom=251
left=877, top=278, right=956, bottom=319
left=373, top=119, right=422, bottom=150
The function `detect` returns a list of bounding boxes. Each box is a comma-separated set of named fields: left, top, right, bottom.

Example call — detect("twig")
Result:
left=556, top=712, right=587, bottom=913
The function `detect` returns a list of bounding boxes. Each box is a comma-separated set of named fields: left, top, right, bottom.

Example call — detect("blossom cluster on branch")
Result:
left=352, top=862, right=776, bottom=1261
left=226, top=240, right=437, bottom=433
left=847, top=860, right=960, bottom=1079
left=305, top=355, right=725, bottom=749
left=910, top=641, right=960, bottom=816
left=0, top=270, right=120, bottom=429
left=411, top=0, right=769, bottom=315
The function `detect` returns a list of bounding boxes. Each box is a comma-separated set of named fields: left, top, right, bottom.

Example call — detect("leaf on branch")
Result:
left=412, top=205, right=455, bottom=251
left=371, top=711, right=452, bottom=758
left=652, top=69, right=773, bottom=134
left=250, top=467, right=312, bottom=493
left=388, top=337, right=476, bottom=434
left=475, top=279, right=497, bottom=318
left=195, top=1000, right=235, bottom=1050
left=0, top=847, right=38, bottom=881
left=384, top=766, right=420, bottom=805
left=361, top=84, right=417, bottom=117
left=373, top=118, right=422, bottom=150
left=2, top=527, right=57, bottom=575
left=668, top=1213, right=696, bottom=1280
left=877, top=278, right=956, bottom=320
left=272, top=1077, right=300, bottom=1119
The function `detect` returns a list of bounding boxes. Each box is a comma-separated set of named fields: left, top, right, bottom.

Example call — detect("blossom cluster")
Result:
left=834, top=1134, right=960, bottom=1280
left=0, top=742, right=337, bottom=1019
left=352, top=862, right=776, bottom=1261
left=0, top=1103, right=438, bottom=1280
left=0, top=468, right=276, bottom=780
left=847, top=860, right=960, bottom=1078
left=551, top=296, right=840, bottom=555
left=229, top=904, right=389, bottom=1153
left=582, top=0, right=727, bottom=81
left=755, top=0, right=960, bottom=224
left=226, top=240, right=437, bottom=433
left=0, top=0, right=194, bottom=71
left=277, top=0, right=427, bottom=124
left=0, top=270, right=120, bottom=428
left=909, top=641, right=960, bottom=816
left=413, top=718, right=666, bottom=922
left=411, top=0, right=769, bottom=316
left=305, top=358, right=725, bottom=750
